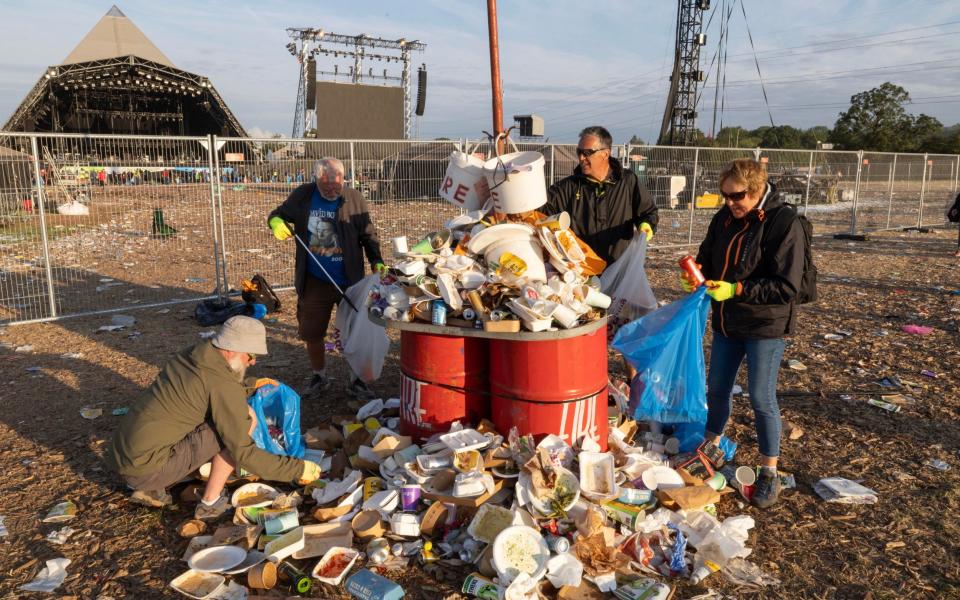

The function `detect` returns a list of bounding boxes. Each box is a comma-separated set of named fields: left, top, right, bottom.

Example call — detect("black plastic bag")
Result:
left=194, top=298, right=251, bottom=327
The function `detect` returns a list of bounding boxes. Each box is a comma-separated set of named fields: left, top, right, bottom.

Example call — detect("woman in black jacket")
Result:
left=681, top=158, right=805, bottom=508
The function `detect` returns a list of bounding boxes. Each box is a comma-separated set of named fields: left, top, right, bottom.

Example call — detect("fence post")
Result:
left=549, top=145, right=555, bottom=184
left=349, top=141, right=357, bottom=189
left=28, top=136, right=58, bottom=318
left=802, top=149, right=814, bottom=215
left=686, top=147, right=699, bottom=244
left=916, top=153, right=928, bottom=228
left=954, top=155, right=960, bottom=197
left=885, top=154, right=897, bottom=230
left=850, top=150, right=863, bottom=235
left=206, top=134, right=225, bottom=301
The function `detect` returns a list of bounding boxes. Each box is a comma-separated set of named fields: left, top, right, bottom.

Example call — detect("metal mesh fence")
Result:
left=1, top=131, right=957, bottom=325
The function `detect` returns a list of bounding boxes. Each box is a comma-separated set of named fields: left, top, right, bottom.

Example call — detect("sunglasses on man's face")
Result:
left=247, top=353, right=257, bottom=362
left=721, top=189, right=750, bottom=202
left=576, top=147, right=607, bottom=158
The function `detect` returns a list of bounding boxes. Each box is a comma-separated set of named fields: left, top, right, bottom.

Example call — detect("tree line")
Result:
left=640, top=83, right=959, bottom=154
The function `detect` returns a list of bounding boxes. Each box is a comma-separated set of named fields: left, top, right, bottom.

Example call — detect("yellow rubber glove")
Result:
left=374, top=262, right=388, bottom=275
left=268, top=216, right=293, bottom=241
left=638, top=222, right=654, bottom=242
left=297, top=460, right=321, bottom=485
left=705, top=280, right=740, bottom=302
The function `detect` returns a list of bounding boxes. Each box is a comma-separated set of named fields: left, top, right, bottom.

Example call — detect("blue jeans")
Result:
left=705, top=333, right=786, bottom=458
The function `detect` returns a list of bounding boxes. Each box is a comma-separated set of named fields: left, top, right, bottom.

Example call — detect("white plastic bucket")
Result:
left=439, top=151, right=490, bottom=211
left=483, top=151, right=547, bottom=214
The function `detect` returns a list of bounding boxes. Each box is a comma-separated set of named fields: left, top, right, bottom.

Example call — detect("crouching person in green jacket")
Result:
left=106, top=316, right=321, bottom=520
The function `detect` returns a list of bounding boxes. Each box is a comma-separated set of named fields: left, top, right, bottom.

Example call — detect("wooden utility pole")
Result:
left=486, top=0, right=505, bottom=154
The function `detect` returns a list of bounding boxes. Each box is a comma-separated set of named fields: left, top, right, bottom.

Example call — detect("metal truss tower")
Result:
left=659, top=0, right=709, bottom=146
left=285, top=29, right=425, bottom=139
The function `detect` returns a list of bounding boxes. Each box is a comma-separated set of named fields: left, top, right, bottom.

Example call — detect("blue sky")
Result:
left=1, top=0, right=959, bottom=143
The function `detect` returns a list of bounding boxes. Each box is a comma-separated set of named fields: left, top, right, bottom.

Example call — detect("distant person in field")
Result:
left=268, top=158, right=385, bottom=400
left=681, top=158, right=806, bottom=509
left=107, top=317, right=321, bottom=519
left=948, top=192, right=960, bottom=256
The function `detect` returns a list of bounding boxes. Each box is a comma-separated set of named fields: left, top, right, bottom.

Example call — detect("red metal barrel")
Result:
left=489, top=327, right=609, bottom=450
left=399, top=330, right=490, bottom=442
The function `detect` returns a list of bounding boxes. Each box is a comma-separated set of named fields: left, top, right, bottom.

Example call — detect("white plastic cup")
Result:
left=735, top=466, right=757, bottom=486
left=551, top=304, right=579, bottom=329
left=392, top=236, right=408, bottom=255
left=579, top=285, right=612, bottom=309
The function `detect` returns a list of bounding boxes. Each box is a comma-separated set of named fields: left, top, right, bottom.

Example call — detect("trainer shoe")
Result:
left=194, top=494, right=232, bottom=520
left=130, top=488, right=172, bottom=508
left=301, top=373, right=331, bottom=397
left=752, top=468, right=782, bottom=509
left=346, top=377, right=376, bottom=400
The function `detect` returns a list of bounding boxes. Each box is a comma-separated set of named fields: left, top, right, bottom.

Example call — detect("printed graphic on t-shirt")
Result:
left=307, top=214, right=342, bottom=257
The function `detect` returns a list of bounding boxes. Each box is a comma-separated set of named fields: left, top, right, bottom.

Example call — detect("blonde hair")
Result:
left=719, top=159, right=768, bottom=195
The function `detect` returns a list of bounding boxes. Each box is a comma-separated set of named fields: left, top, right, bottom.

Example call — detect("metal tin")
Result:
left=544, top=534, right=570, bottom=554
left=431, top=300, right=447, bottom=326
left=463, top=308, right=476, bottom=321
left=366, top=537, right=391, bottom=565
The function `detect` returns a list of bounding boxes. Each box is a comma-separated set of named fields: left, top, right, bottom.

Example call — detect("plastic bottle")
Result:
left=690, top=558, right=721, bottom=584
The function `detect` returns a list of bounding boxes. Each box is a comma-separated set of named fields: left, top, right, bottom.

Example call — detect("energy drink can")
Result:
left=462, top=573, right=504, bottom=599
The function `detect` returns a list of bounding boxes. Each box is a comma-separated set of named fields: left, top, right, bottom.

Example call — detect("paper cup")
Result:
left=706, top=472, right=727, bottom=491
left=735, top=466, right=757, bottom=486
left=351, top=510, right=386, bottom=540
left=400, top=485, right=421, bottom=511
left=579, top=285, right=612, bottom=309
left=551, top=304, right=579, bottom=329
left=392, top=236, right=408, bottom=255
left=538, top=212, right=570, bottom=231
left=248, top=561, right=277, bottom=589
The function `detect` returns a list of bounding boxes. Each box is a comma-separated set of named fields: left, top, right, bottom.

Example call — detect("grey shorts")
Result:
left=124, top=423, right=222, bottom=492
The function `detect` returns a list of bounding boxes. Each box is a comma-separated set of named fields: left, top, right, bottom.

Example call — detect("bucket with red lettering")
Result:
left=439, top=150, right=490, bottom=211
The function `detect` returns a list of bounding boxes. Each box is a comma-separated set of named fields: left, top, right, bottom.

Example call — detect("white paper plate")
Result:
left=641, top=466, right=685, bottom=490
left=466, top=223, right=535, bottom=255
left=221, top=550, right=266, bottom=575
left=187, top=545, right=247, bottom=573
left=491, top=525, right=550, bottom=585
left=231, top=482, right=279, bottom=509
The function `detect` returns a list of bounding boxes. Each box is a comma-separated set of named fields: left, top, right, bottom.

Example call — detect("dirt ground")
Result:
left=0, top=226, right=958, bottom=599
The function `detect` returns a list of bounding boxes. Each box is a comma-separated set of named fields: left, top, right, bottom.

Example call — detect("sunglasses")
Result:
left=247, top=353, right=257, bottom=361
left=576, top=147, right=607, bottom=158
left=721, top=189, right=750, bottom=202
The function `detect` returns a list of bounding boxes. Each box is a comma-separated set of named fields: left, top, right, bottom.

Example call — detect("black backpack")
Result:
left=948, top=193, right=960, bottom=223
left=241, top=274, right=281, bottom=312
left=766, top=204, right=818, bottom=304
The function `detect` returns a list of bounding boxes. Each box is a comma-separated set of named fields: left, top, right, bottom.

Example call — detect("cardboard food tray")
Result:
left=421, top=470, right=506, bottom=507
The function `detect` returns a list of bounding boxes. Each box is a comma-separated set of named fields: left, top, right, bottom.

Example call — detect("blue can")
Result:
left=431, top=301, right=447, bottom=326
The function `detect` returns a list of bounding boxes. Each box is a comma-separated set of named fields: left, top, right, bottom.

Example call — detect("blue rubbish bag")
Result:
left=612, top=287, right=711, bottom=424
left=668, top=421, right=738, bottom=461
left=246, top=382, right=305, bottom=458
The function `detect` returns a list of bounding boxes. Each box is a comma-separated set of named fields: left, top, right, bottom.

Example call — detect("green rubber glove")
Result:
left=374, top=262, right=387, bottom=275
left=268, top=216, right=293, bottom=241
left=638, top=222, right=654, bottom=241
left=706, top=280, right=739, bottom=302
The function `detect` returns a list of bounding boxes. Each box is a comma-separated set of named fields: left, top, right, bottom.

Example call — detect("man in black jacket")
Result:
left=681, top=158, right=806, bottom=509
left=268, top=158, right=384, bottom=399
left=544, top=126, right=658, bottom=264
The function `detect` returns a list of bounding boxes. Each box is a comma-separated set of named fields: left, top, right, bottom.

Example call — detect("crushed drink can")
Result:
left=432, top=300, right=447, bottom=326
left=462, top=573, right=504, bottom=599
left=544, top=534, right=570, bottom=553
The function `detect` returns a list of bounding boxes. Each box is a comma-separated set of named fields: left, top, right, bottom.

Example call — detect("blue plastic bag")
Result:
left=668, top=421, right=738, bottom=461
left=612, top=287, right=711, bottom=424
left=246, top=382, right=305, bottom=458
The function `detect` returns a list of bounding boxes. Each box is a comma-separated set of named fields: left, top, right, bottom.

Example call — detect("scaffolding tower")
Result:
left=286, top=28, right=425, bottom=139
left=659, top=0, right=710, bottom=146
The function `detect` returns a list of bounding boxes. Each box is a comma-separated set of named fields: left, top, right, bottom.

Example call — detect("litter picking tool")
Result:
left=292, top=233, right=359, bottom=313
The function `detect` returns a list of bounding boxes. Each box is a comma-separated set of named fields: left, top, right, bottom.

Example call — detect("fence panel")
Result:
left=0, top=134, right=53, bottom=322
left=922, top=154, right=958, bottom=228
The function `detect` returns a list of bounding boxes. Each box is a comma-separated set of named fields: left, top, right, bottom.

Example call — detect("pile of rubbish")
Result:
left=160, top=396, right=783, bottom=599
left=370, top=147, right=611, bottom=333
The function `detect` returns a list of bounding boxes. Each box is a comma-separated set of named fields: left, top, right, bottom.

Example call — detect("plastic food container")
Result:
left=231, top=483, right=279, bottom=509
left=389, top=512, right=422, bottom=537
left=169, top=570, right=225, bottom=599
left=264, top=526, right=305, bottom=563
left=579, top=452, right=619, bottom=502
left=467, top=504, right=515, bottom=544
left=440, top=429, right=490, bottom=453
left=311, top=546, right=360, bottom=586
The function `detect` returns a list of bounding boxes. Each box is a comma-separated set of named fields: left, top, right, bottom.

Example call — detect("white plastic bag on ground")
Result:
left=20, top=558, right=71, bottom=593
left=600, top=233, right=657, bottom=339
left=334, top=274, right=389, bottom=382
left=813, top=477, right=878, bottom=504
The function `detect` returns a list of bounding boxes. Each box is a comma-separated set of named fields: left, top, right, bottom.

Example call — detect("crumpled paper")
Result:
left=46, top=526, right=75, bottom=545
left=20, top=558, right=71, bottom=593
left=573, top=533, right=629, bottom=578
left=0, top=515, right=7, bottom=538
left=208, top=580, right=249, bottom=600
left=546, top=553, right=583, bottom=588
left=813, top=477, right=878, bottom=504
left=311, top=470, right=362, bottom=505
left=504, top=572, right=539, bottom=600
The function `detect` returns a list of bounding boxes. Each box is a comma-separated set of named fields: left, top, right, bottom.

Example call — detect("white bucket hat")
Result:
left=211, top=316, right=268, bottom=355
